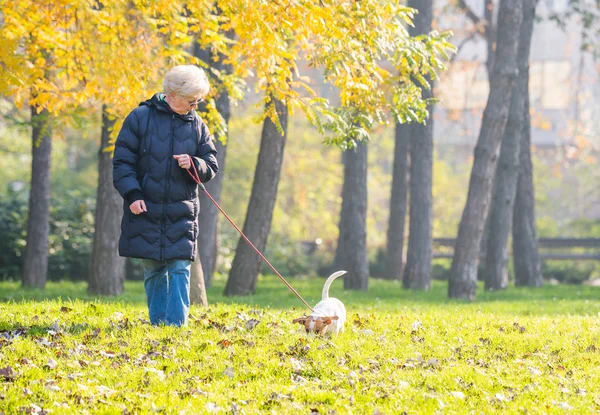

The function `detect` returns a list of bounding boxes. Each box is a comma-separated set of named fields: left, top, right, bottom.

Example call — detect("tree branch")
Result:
left=450, top=31, right=478, bottom=63
left=456, top=0, right=482, bottom=26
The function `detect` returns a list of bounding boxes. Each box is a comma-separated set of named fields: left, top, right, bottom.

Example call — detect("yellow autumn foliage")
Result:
left=0, top=0, right=455, bottom=144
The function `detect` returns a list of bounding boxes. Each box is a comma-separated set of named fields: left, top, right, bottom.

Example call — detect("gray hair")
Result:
left=163, top=65, right=210, bottom=98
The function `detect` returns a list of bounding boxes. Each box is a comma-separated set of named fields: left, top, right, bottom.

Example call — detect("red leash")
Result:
left=186, top=159, right=314, bottom=312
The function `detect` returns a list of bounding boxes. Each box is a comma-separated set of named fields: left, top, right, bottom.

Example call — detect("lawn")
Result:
left=1, top=276, right=599, bottom=414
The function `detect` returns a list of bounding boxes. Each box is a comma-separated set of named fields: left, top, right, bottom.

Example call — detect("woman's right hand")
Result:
left=130, top=200, right=147, bottom=215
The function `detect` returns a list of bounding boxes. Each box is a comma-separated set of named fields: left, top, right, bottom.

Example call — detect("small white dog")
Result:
left=292, top=270, right=347, bottom=335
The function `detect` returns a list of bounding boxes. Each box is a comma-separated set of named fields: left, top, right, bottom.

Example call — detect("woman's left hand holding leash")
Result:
left=173, top=154, right=191, bottom=169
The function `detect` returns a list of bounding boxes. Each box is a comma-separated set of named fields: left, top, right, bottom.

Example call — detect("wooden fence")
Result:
left=433, top=238, right=600, bottom=260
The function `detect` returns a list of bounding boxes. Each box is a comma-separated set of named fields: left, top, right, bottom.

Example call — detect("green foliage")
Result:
left=0, top=189, right=95, bottom=282
left=542, top=261, right=597, bottom=285
left=264, top=233, right=316, bottom=278
left=0, top=188, right=28, bottom=280
left=47, top=190, right=96, bottom=282
left=0, top=279, right=599, bottom=414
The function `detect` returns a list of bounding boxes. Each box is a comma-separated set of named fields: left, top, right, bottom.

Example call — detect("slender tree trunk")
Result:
left=484, top=0, right=496, bottom=78
left=335, top=141, right=369, bottom=291
left=449, top=0, right=523, bottom=300
left=469, top=0, right=495, bottom=273
left=224, top=97, right=288, bottom=296
left=190, top=243, right=208, bottom=306
left=403, top=0, right=434, bottom=291
left=89, top=106, right=126, bottom=295
left=194, top=35, right=232, bottom=290
left=485, top=0, right=537, bottom=291
left=384, top=123, right=410, bottom=281
left=22, top=107, right=52, bottom=289
left=333, top=152, right=349, bottom=273
left=513, top=92, right=543, bottom=287
left=404, top=101, right=434, bottom=290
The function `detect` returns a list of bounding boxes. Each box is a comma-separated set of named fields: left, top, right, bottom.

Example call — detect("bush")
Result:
left=213, top=227, right=318, bottom=279
left=0, top=187, right=96, bottom=282
left=0, top=188, right=28, bottom=280
left=542, top=260, right=595, bottom=285
left=264, top=233, right=315, bottom=277
left=368, top=248, right=387, bottom=279
left=47, top=190, right=96, bottom=281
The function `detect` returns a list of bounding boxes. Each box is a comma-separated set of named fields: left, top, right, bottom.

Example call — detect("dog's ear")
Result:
left=323, top=316, right=339, bottom=325
left=292, top=317, right=306, bottom=324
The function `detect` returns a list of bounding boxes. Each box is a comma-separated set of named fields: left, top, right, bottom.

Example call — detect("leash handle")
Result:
left=186, top=156, right=201, bottom=185
left=185, top=156, right=314, bottom=312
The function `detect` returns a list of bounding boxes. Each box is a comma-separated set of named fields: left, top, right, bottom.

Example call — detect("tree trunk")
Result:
left=384, top=123, right=410, bottom=280
left=194, top=35, right=231, bottom=289
left=333, top=141, right=368, bottom=290
left=22, top=107, right=52, bottom=289
left=484, top=0, right=496, bottom=78
left=449, top=0, right=523, bottom=300
left=485, top=0, right=537, bottom=291
left=403, top=0, right=434, bottom=291
left=89, top=106, right=126, bottom=295
left=336, top=141, right=369, bottom=291
left=404, top=100, right=434, bottom=290
left=513, top=87, right=543, bottom=287
left=333, top=152, right=349, bottom=273
left=189, top=242, right=208, bottom=306
left=223, top=97, right=288, bottom=296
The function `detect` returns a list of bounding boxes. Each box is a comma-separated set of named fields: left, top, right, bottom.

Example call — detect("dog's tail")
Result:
left=322, top=270, right=347, bottom=300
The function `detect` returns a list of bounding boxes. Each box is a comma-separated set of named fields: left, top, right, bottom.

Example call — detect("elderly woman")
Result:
left=113, top=65, right=218, bottom=326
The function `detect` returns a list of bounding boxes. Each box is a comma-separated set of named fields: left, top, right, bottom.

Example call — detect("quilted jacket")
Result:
left=113, top=93, right=218, bottom=261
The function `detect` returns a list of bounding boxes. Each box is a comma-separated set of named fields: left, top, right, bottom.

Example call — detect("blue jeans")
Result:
left=143, top=259, right=191, bottom=327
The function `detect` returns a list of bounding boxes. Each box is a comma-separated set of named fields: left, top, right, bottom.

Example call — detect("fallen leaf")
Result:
left=39, top=338, right=52, bottom=347
left=206, top=402, right=221, bottom=413
left=494, top=393, right=509, bottom=402
left=224, top=367, right=234, bottom=379
left=411, top=321, right=423, bottom=331
left=217, top=339, right=232, bottom=349
left=28, top=404, right=43, bottom=414
left=0, top=366, right=16, bottom=380
left=190, top=388, right=208, bottom=396
left=100, top=350, right=117, bottom=358
left=293, top=374, right=308, bottom=384
left=450, top=391, right=465, bottom=399
left=144, top=367, right=165, bottom=380
left=46, top=359, right=58, bottom=370
left=557, top=402, right=573, bottom=410
left=290, top=357, right=304, bottom=372
left=245, top=319, right=260, bottom=330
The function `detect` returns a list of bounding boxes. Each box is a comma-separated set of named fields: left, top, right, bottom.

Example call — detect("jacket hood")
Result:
left=140, top=93, right=196, bottom=122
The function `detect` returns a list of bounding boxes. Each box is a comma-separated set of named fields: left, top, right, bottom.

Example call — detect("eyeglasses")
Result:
left=186, top=97, right=203, bottom=107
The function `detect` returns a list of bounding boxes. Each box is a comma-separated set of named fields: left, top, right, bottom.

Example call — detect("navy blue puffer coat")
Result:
left=113, top=93, right=218, bottom=261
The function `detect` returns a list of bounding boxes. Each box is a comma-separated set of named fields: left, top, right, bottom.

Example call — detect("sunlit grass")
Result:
left=2, top=275, right=600, bottom=316
left=1, top=276, right=599, bottom=414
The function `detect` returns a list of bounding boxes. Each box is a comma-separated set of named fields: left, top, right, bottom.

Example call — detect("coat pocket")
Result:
left=141, top=174, right=149, bottom=192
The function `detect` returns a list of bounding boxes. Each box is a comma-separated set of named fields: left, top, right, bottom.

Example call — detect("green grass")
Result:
left=1, top=276, right=599, bottom=414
